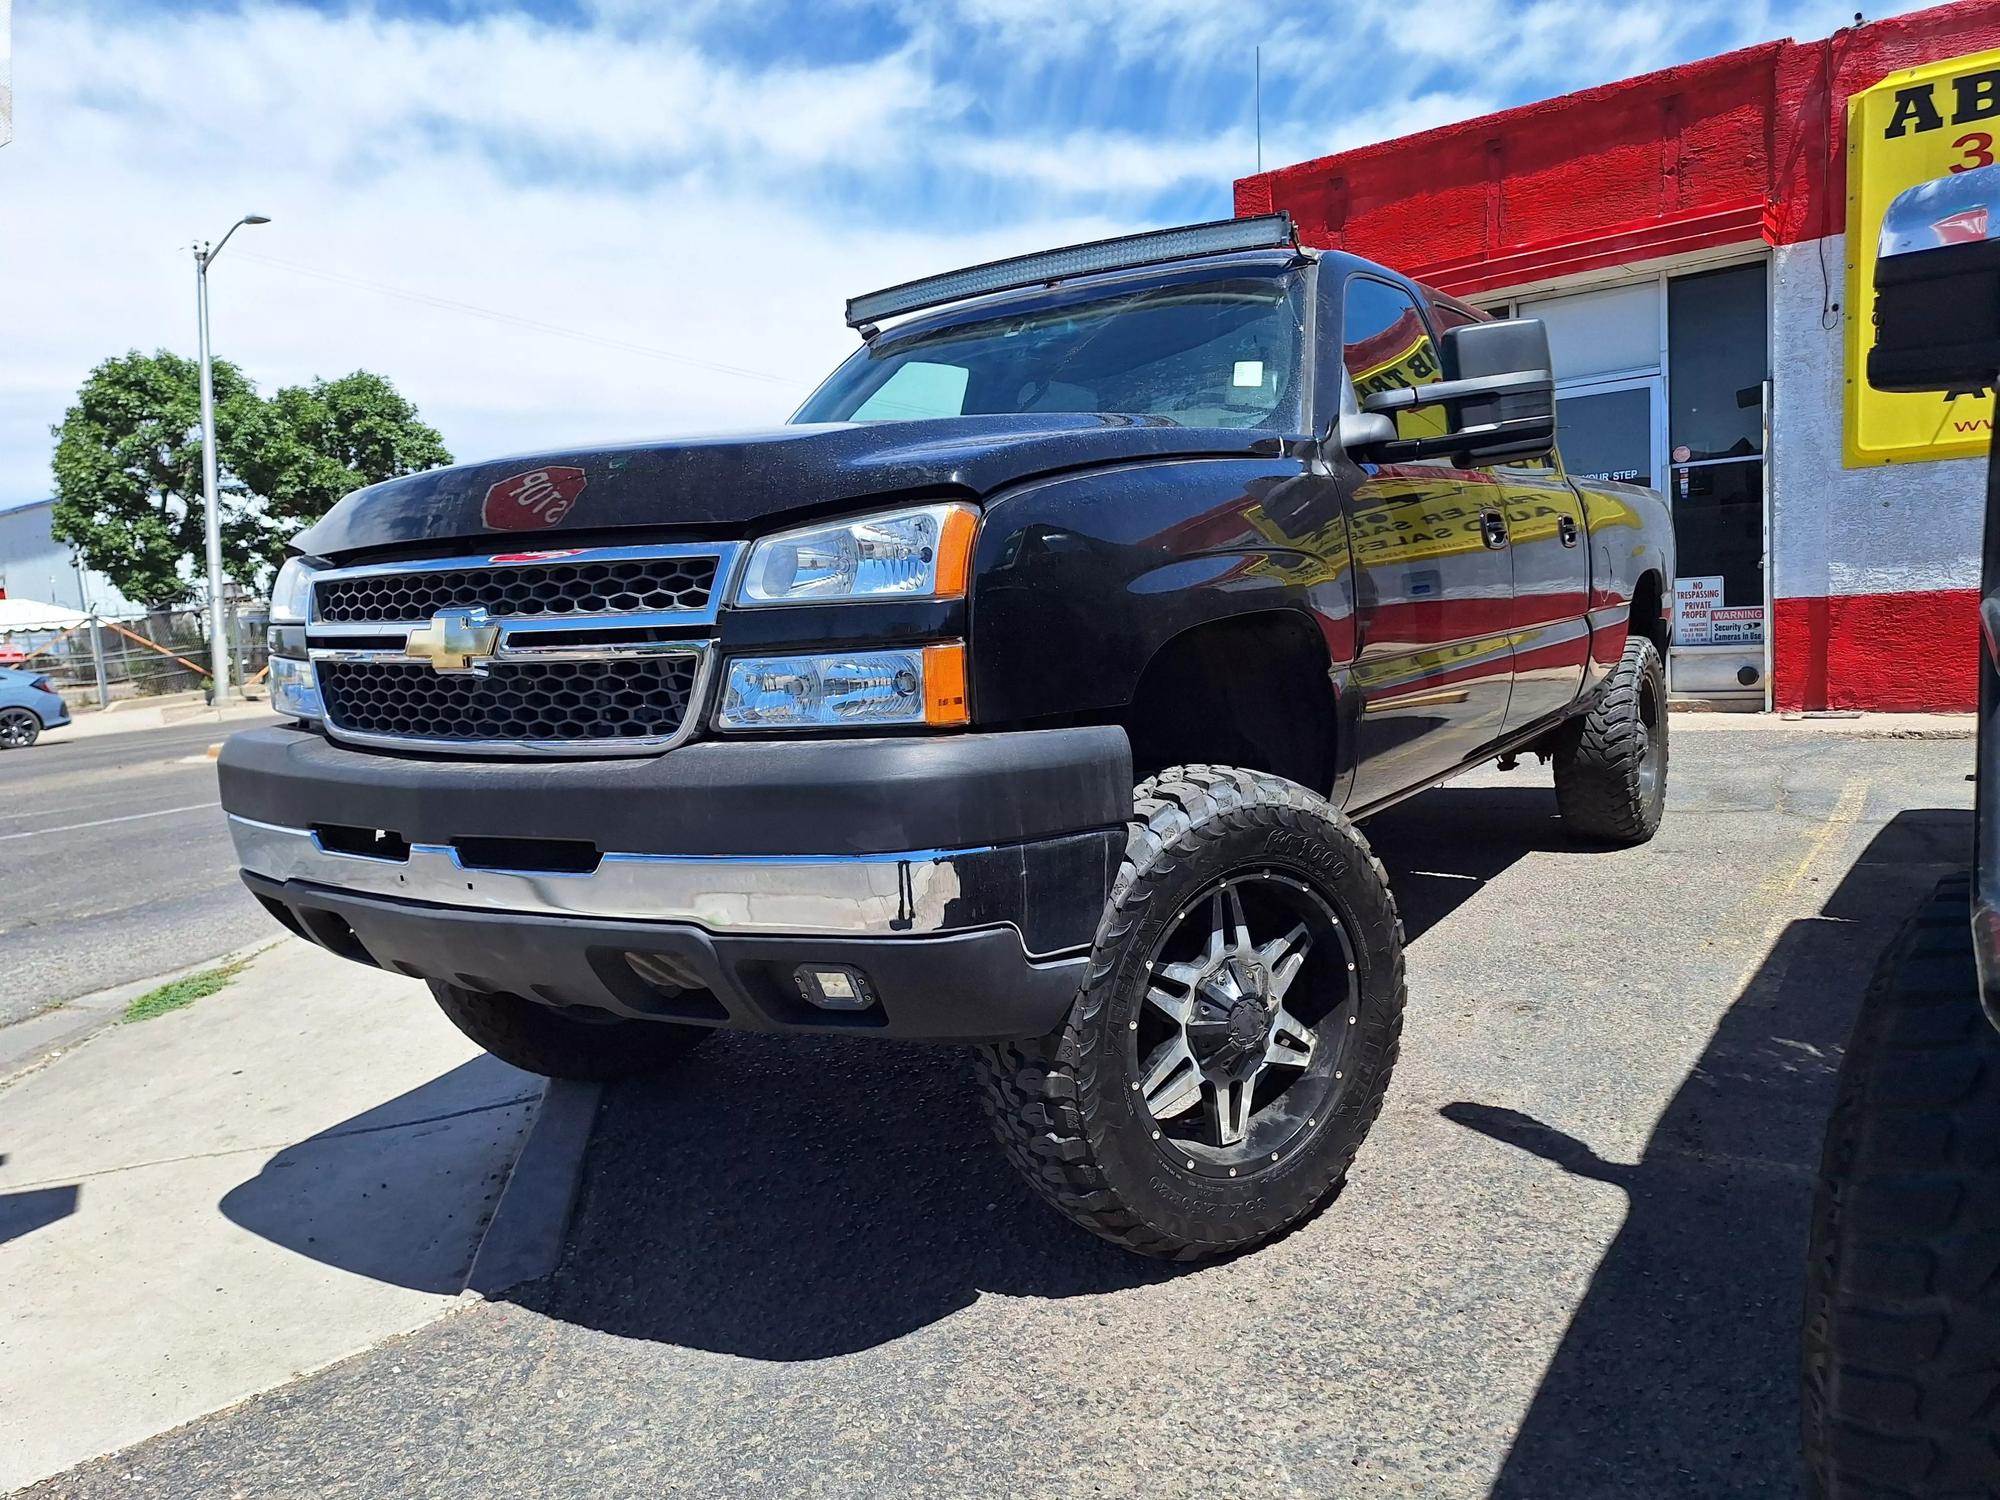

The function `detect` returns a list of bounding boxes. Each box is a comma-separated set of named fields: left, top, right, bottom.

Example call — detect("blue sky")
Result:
left=0, top=0, right=1929, bottom=506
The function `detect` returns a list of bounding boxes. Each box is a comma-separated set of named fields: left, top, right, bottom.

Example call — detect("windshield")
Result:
left=794, top=273, right=1307, bottom=431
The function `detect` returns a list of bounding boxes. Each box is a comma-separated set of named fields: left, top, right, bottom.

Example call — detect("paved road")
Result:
left=0, top=717, right=279, bottom=1023
left=24, top=728, right=1977, bottom=1498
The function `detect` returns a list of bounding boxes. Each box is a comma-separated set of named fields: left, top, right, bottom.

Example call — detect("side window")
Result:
left=1341, top=277, right=1447, bottom=441
left=1428, top=300, right=1482, bottom=335
left=848, top=360, right=971, bottom=421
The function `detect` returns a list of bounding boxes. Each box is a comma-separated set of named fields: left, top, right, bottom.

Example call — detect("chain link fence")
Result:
left=0, top=603, right=269, bottom=709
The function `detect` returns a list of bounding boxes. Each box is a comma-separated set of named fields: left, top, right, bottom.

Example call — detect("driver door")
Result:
left=1338, top=275, right=1516, bottom=809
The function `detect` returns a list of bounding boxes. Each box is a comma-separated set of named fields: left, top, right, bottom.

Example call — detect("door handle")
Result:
left=1558, top=514, right=1581, bottom=548
left=1480, top=511, right=1509, bottom=550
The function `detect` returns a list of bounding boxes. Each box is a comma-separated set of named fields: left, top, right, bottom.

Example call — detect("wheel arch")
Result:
left=1629, top=568, right=1669, bottom=656
left=1117, top=609, right=1339, bottom=797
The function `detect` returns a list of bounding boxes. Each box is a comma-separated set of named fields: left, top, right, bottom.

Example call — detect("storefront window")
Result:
left=1556, top=386, right=1654, bottom=488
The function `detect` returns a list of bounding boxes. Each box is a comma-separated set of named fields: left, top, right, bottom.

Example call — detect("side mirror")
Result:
left=1869, top=161, right=2000, bottom=395
left=1356, top=317, right=1556, bottom=464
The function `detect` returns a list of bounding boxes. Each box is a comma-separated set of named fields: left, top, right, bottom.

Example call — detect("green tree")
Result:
left=49, top=354, right=452, bottom=606
left=49, top=351, right=264, bottom=607
left=234, top=372, right=452, bottom=575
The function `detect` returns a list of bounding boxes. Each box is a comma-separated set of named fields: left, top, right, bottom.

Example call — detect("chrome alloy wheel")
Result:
left=1132, top=872, right=1357, bottom=1166
left=1635, top=669, right=1666, bottom=807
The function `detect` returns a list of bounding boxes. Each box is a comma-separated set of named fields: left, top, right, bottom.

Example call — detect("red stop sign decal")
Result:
left=482, top=466, right=587, bottom=531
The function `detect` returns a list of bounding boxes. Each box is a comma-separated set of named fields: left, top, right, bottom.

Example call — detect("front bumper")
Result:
left=220, top=725, right=1131, bottom=1042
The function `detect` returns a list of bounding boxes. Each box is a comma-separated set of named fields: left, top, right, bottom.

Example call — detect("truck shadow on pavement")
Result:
left=1443, top=806, right=1971, bottom=1497
left=495, top=782, right=1582, bottom=1361
left=218, top=1054, right=540, bottom=1295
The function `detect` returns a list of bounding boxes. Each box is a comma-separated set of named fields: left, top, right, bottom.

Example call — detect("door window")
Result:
left=1341, top=277, right=1446, bottom=440
left=1668, top=265, right=1767, bottom=463
left=1670, top=459, right=1763, bottom=609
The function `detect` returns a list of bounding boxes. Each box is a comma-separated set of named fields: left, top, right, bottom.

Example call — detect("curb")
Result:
left=465, top=1078, right=601, bottom=1296
left=1669, top=715, right=1975, bottom=740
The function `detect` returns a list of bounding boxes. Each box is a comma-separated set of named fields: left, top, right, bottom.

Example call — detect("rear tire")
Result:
left=427, top=981, right=710, bottom=1081
left=0, top=707, right=40, bottom=749
left=975, top=765, right=1406, bottom=1260
left=1802, top=874, right=2000, bottom=1498
left=1553, top=634, right=1667, bottom=844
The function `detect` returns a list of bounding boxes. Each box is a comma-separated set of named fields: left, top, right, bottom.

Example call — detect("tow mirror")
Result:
left=1354, top=317, right=1556, bottom=465
left=1869, top=161, right=2000, bottom=396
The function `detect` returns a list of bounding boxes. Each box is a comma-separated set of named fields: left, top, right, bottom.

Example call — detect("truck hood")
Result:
left=296, top=415, right=1280, bottom=560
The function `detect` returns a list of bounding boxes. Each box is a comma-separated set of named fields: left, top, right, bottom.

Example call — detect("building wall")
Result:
left=1236, top=0, right=2000, bottom=710
left=0, top=499, right=138, bottom=617
left=1770, top=237, right=1984, bottom=710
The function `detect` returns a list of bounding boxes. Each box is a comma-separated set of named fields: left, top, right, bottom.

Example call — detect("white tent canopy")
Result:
left=0, top=595, right=93, bottom=632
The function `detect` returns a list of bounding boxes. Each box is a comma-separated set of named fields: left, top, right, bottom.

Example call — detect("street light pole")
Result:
left=194, top=213, right=269, bottom=707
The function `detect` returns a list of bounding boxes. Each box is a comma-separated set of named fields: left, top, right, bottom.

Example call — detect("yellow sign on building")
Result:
left=1844, top=47, right=2000, bottom=467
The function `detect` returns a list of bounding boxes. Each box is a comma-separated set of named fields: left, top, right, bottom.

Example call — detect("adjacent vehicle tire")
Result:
left=1802, top=874, right=2000, bottom=1499
left=975, top=765, right=1406, bottom=1260
left=1552, top=634, right=1668, bottom=845
left=427, top=980, right=711, bottom=1082
left=0, top=706, right=41, bottom=750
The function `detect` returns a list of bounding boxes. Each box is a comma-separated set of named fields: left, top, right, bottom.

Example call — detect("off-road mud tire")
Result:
left=1802, top=873, right=2000, bottom=1498
left=974, top=765, right=1406, bottom=1260
left=1552, top=634, right=1668, bottom=845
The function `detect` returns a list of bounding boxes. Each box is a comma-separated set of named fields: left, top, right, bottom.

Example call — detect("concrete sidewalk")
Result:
left=49, top=697, right=276, bottom=742
left=0, top=939, right=547, bottom=1492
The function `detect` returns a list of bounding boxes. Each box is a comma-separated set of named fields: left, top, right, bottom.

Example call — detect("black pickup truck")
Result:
left=220, top=214, right=1675, bottom=1259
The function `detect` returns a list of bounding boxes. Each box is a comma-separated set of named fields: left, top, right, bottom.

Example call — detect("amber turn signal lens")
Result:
left=923, top=642, right=969, bottom=727
left=933, top=506, right=978, bottom=600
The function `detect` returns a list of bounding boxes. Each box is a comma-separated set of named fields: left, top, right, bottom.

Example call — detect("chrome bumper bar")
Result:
left=229, top=814, right=1005, bottom=945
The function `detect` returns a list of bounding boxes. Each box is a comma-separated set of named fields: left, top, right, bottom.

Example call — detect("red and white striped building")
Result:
left=1236, top=1, right=2000, bottom=711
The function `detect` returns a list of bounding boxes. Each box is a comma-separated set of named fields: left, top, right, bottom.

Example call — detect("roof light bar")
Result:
left=844, top=213, right=1299, bottom=330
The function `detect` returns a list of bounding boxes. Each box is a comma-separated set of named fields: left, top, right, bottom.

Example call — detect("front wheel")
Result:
left=1552, top=634, right=1668, bottom=845
left=427, top=981, right=710, bottom=1081
left=976, top=765, right=1406, bottom=1260
left=0, top=707, right=41, bottom=749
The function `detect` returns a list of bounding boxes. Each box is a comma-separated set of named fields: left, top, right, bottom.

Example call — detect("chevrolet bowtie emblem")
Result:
left=405, top=607, right=501, bottom=674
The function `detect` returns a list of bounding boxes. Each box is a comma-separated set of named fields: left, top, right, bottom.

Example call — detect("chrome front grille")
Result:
left=305, top=542, right=740, bottom=757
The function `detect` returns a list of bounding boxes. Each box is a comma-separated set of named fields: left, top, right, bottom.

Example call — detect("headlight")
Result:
left=735, top=503, right=977, bottom=607
left=716, top=644, right=968, bottom=730
left=268, top=656, right=325, bottom=721
left=270, top=557, right=318, bottom=625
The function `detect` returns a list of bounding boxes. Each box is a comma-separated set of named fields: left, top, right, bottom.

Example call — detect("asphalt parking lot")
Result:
left=0, top=717, right=279, bottom=1023
left=22, top=724, right=1976, bottom=1499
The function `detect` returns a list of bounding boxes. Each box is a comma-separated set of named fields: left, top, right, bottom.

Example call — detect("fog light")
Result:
left=795, top=965, right=875, bottom=1010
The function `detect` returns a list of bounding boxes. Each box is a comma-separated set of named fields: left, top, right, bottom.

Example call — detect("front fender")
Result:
left=969, top=457, right=1357, bottom=724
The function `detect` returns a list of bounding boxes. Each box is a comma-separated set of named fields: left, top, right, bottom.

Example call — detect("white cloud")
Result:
left=0, top=0, right=1953, bottom=510
left=0, top=4, right=1126, bottom=502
